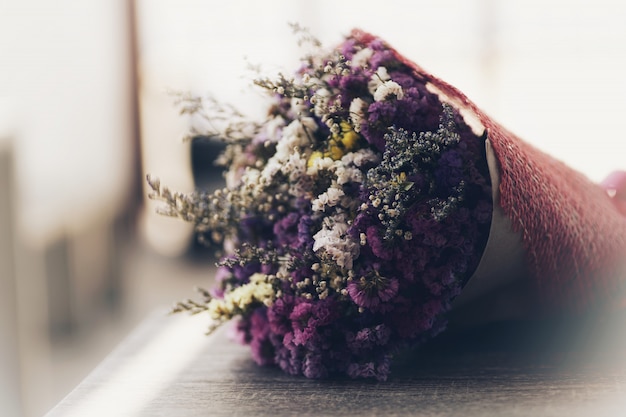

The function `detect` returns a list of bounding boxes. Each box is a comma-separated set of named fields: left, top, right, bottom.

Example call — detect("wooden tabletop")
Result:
left=46, top=308, right=626, bottom=417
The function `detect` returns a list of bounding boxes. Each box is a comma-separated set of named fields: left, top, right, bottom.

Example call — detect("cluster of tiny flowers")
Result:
left=154, top=29, right=493, bottom=380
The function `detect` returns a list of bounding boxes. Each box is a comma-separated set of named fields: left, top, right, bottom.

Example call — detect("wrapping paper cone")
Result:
left=351, top=29, right=626, bottom=316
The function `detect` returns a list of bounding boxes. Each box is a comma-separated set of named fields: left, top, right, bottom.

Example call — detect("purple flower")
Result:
left=347, top=361, right=376, bottom=379
left=267, top=294, right=294, bottom=335
left=274, top=332, right=302, bottom=375
left=290, top=303, right=318, bottom=346
left=239, top=214, right=273, bottom=244
left=288, top=298, right=339, bottom=347
left=296, top=215, right=316, bottom=249
left=346, top=356, right=390, bottom=381
left=369, top=49, right=395, bottom=70
left=347, top=272, right=399, bottom=310
left=273, top=212, right=300, bottom=247
left=346, top=324, right=391, bottom=351
left=338, top=73, right=370, bottom=107
left=392, top=303, right=436, bottom=339
left=248, top=309, right=275, bottom=366
left=303, top=352, right=328, bottom=379
left=365, top=226, right=393, bottom=260
left=423, top=232, right=448, bottom=248
left=436, top=150, right=464, bottom=188
left=340, top=38, right=358, bottom=57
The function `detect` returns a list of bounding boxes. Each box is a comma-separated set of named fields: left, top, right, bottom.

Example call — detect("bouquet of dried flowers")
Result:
left=149, top=26, right=626, bottom=380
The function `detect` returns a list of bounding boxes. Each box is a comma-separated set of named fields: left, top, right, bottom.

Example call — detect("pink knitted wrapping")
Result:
left=352, top=29, right=626, bottom=312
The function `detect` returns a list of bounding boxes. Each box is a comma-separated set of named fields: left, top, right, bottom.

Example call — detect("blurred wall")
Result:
left=0, top=112, right=21, bottom=417
left=0, top=1, right=135, bottom=416
left=0, top=0, right=134, bottom=245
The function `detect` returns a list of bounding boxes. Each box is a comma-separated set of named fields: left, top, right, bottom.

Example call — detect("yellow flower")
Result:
left=307, top=150, right=325, bottom=168
left=307, top=120, right=362, bottom=167
left=329, top=121, right=361, bottom=160
left=337, top=121, right=359, bottom=151
left=328, top=144, right=344, bottom=160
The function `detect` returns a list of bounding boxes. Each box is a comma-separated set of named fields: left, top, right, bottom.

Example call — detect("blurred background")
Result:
left=1, top=0, right=626, bottom=416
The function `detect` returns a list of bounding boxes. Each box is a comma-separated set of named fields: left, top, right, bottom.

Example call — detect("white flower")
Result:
left=334, top=165, right=351, bottom=185
left=312, top=214, right=359, bottom=269
left=349, top=98, right=368, bottom=133
left=306, top=155, right=334, bottom=176
left=300, top=116, right=318, bottom=135
left=291, top=97, right=308, bottom=116
left=207, top=273, right=275, bottom=320
left=350, top=148, right=380, bottom=167
left=312, top=88, right=331, bottom=118
left=374, top=81, right=404, bottom=102
left=288, top=152, right=307, bottom=180
left=260, top=158, right=282, bottom=183
left=368, top=66, right=390, bottom=95
left=351, top=48, right=374, bottom=69
left=264, top=116, right=285, bottom=143
left=280, top=117, right=317, bottom=150
left=241, top=168, right=266, bottom=196
left=335, top=164, right=363, bottom=185
left=267, top=117, right=318, bottom=184
left=311, top=199, right=325, bottom=212
left=326, top=186, right=344, bottom=205
left=311, top=186, right=345, bottom=212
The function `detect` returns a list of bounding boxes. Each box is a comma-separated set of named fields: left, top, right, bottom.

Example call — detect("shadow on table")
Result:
left=143, top=310, right=626, bottom=417
left=409, top=307, right=626, bottom=371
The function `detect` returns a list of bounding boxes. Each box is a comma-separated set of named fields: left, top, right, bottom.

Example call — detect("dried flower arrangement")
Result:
left=149, top=25, right=626, bottom=381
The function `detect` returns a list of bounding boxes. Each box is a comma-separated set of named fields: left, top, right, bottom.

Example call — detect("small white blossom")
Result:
left=291, top=97, right=308, bottom=116
left=350, top=148, right=381, bottom=167
left=368, top=67, right=390, bottom=95
left=284, top=151, right=307, bottom=182
left=268, top=117, right=318, bottom=183
left=335, top=164, right=363, bottom=185
left=326, top=186, right=344, bottom=205
left=280, top=117, right=317, bottom=151
left=313, top=88, right=331, bottom=117
left=349, top=98, right=368, bottom=133
left=374, top=81, right=404, bottom=102
left=312, top=186, right=345, bottom=212
left=240, top=168, right=264, bottom=195
left=351, top=48, right=374, bottom=69
left=223, top=151, right=253, bottom=188
left=264, top=116, right=285, bottom=143
left=260, top=158, right=282, bottom=184
left=306, top=155, right=334, bottom=176
left=311, top=199, right=325, bottom=212
left=300, top=116, right=318, bottom=135
left=312, top=214, right=359, bottom=269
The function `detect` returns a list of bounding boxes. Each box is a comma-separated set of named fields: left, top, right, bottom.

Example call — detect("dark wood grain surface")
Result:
left=46, top=308, right=626, bottom=417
